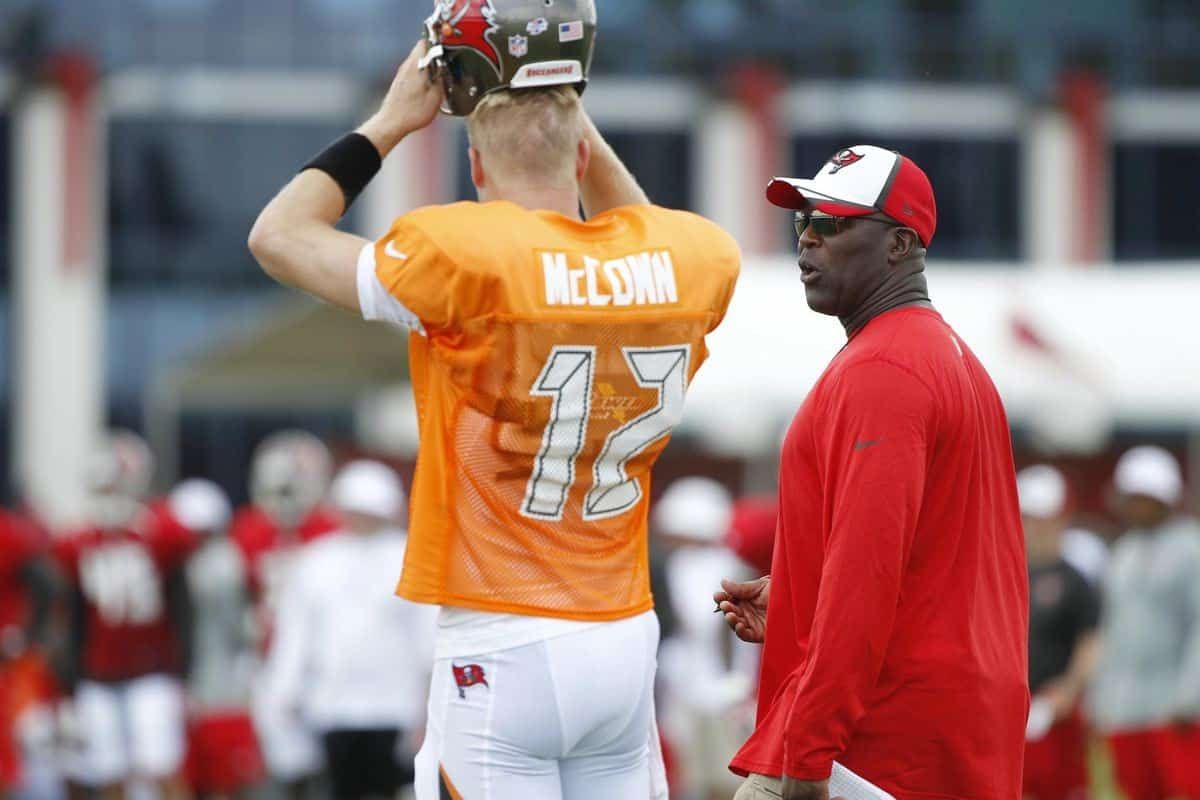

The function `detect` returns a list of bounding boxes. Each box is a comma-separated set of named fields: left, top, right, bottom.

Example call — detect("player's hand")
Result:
left=358, top=39, right=444, bottom=156
left=714, top=576, right=770, bottom=643
left=783, top=776, right=845, bottom=800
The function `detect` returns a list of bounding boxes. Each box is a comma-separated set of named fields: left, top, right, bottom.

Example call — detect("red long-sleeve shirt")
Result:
left=730, top=307, right=1029, bottom=799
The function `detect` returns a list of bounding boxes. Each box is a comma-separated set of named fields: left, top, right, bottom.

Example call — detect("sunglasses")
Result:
left=794, top=211, right=900, bottom=239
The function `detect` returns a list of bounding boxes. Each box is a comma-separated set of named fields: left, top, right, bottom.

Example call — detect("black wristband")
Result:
left=301, top=132, right=382, bottom=213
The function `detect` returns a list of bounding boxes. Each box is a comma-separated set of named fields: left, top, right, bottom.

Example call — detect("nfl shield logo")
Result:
left=508, top=34, right=528, bottom=58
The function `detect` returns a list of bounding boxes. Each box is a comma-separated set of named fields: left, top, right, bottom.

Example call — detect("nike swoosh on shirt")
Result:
left=384, top=242, right=408, bottom=260
left=854, top=439, right=884, bottom=451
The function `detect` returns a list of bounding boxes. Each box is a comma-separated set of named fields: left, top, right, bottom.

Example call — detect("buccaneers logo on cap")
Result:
left=828, top=149, right=865, bottom=174
left=435, top=0, right=502, bottom=77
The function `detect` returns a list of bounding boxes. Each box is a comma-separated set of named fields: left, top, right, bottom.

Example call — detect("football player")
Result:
left=247, top=2, right=741, bottom=798
left=53, top=431, right=195, bottom=800
left=171, top=479, right=264, bottom=800
left=1015, top=465, right=1100, bottom=800
left=0, top=508, right=57, bottom=800
left=653, top=478, right=754, bottom=800
left=1091, top=447, right=1200, bottom=800
left=260, top=461, right=436, bottom=800
left=230, top=431, right=337, bottom=800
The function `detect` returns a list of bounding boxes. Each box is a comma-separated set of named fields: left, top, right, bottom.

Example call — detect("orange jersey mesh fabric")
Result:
left=371, top=201, right=740, bottom=621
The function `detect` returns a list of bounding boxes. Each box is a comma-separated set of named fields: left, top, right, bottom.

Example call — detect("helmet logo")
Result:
left=508, top=34, right=528, bottom=58
left=526, top=17, right=549, bottom=36
left=436, top=0, right=502, bottom=77
left=828, top=149, right=865, bottom=174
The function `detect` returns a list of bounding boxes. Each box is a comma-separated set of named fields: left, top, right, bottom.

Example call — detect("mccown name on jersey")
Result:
left=541, top=250, right=678, bottom=308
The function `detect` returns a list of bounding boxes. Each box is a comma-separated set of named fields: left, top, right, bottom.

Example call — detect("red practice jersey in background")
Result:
left=230, top=505, right=338, bottom=649
left=0, top=511, right=41, bottom=640
left=731, top=307, right=1029, bottom=799
left=54, top=508, right=196, bottom=682
left=0, top=511, right=45, bottom=790
left=725, top=495, right=778, bottom=576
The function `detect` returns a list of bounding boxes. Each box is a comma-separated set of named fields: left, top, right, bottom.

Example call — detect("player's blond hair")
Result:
left=466, top=87, right=584, bottom=188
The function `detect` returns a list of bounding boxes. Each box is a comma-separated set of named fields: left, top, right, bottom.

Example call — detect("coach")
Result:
left=716, top=146, right=1029, bottom=800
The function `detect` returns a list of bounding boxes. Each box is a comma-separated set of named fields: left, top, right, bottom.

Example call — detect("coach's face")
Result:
left=796, top=212, right=895, bottom=317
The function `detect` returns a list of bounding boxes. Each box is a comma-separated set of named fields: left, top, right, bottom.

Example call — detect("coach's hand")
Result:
left=714, top=576, right=769, bottom=643
left=784, top=776, right=843, bottom=800
left=358, top=39, right=444, bottom=157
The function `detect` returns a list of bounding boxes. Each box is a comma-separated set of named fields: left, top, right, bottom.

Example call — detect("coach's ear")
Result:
left=888, top=227, right=923, bottom=264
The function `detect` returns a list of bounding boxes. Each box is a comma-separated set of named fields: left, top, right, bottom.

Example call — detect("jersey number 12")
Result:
left=521, top=344, right=690, bottom=522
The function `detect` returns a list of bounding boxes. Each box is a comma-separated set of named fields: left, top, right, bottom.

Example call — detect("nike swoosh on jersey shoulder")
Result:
left=383, top=241, right=408, bottom=260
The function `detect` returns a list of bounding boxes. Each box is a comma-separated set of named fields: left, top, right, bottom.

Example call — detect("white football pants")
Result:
left=69, top=675, right=185, bottom=785
left=414, top=610, right=665, bottom=800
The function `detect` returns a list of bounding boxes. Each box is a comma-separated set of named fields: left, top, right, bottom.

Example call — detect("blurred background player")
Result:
left=1089, top=446, right=1200, bottom=800
left=52, top=431, right=194, bottom=800
left=653, top=477, right=754, bottom=800
left=1060, top=525, right=1111, bottom=588
left=246, top=0, right=740, bottom=795
left=231, top=431, right=338, bottom=800
left=171, top=480, right=263, bottom=800
left=260, top=461, right=435, bottom=800
left=723, top=495, right=778, bottom=579
left=1017, top=464, right=1101, bottom=800
left=0, top=509, right=57, bottom=800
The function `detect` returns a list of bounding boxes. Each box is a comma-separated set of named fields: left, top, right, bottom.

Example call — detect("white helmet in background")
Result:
left=1016, top=464, right=1069, bottom=520
left=249, top=430, right=332, bottom=528
left=86, top=429, right=155, bottom=530
left=169, top=478, right=232, bottom=535
left=330, top=460, right=405, bottom=522
left=1113, top=445, right=1183, bottom=507
left=653, top=476, right=734, bottom=544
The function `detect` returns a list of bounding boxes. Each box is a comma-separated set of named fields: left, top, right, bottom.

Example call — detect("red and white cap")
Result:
left=766, top=145, right=938, bottom=246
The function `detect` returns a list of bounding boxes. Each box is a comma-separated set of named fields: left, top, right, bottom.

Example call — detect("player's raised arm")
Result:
left=579, top=110, right=650, bottom=217
left=247, top=40, right=442, bottom=312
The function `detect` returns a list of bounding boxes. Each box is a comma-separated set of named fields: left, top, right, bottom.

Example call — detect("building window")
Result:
left=1113, top=143, right=1200, bottom=261
left=108, top=118, right=355, bottom=287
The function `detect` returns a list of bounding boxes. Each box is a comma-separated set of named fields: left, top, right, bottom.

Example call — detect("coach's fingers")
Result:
left=720, top=577, right=766, bottom=601
left=733, top=619, right=763, bottom=644
left=723, top=608, right=749, bottom=633
left=719, top=600, right=750, bottom=621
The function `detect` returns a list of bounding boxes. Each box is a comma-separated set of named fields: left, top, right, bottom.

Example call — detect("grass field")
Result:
left=1090, top=738, right=1120, bottom=800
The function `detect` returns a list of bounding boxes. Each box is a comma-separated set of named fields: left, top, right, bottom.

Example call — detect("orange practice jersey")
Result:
left=367, top=201, right=740, bottom=621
